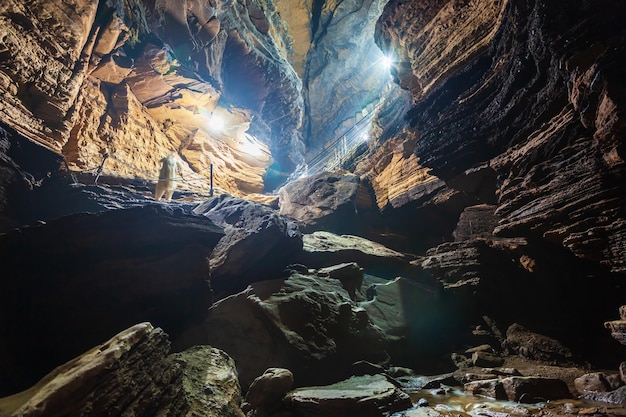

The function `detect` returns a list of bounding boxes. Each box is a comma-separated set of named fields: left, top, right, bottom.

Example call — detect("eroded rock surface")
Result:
left=194, top=194, right=302, bottom=295
left=0, top=323, right=245, bottom=417
left=283, top=374, right=412, bottom=417
left=375, top=0, right=626, bottom=272
left=199, top=272, right=388, bottom=389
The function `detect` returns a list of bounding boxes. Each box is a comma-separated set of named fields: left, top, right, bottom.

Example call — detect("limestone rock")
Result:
left=582, top=385, right=626, bottom=407
left=200, top=272, right=388, bottom=389
left=316, top=262, right=364, bottom=301
left=360, top=276, right=455, bottom=370
left=471, top=351, right=504, bottom=368
left=194, top=194, right=302, bottom=295
left=278, top=171, right=361, bottom=233
left=171, top=345, right=245, bottom=417
left=283, top=374, right=412, bottom=417
left=412, top=237, right=623, bottom=367
left=605, top=305, right=626, bottom=346
left=453, top=205, right=498, bottom=242
left=378, top=0, right=626, bottom=272
left=0, top=205, right=223, bottom=395
left=464, top=376, right=571, bottom=403
left=505, top=324, right=575, bottom=365
left=574, top=372, right=624, bottom=394
left=245, top=368, right=294, bottom=410
left=298, top=231, right=415, bottom=277
left=0, top=323, right=245, bottom=417
left=304, top=0, right=407, bottom=170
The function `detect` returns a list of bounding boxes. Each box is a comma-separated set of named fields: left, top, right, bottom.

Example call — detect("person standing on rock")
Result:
left=155, top=152, right=182, bottom=201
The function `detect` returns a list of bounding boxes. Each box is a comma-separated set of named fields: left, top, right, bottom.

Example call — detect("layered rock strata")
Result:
left=0, top=323, right=245, bottom=417
left=0, top=0, right=305, bottom=196
left=375, top=0, right=626, bottom=271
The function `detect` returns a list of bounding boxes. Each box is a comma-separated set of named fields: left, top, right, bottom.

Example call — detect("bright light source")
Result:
left=381, top=55, right=394, bottom=69
left=241, top=135, right=265, bottom=157
left=208, top=112, right=225, bottom=132
left=361, top=133, right=370, bottom=142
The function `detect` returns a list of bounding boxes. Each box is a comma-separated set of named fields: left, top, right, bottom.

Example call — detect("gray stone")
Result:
left=501, top=376, right=571, bottom=403
left=505, top=323, right=575, bottom=364
left=575, top=372, right=624, bottom=393
left=465, top=376, right=571, bottom=403
left=471, top=351, right=504, bottom=368
left=283, top=374, right=412, bottom=417
left=194, top=195, right=303, bottom=295
left=201, top=272, right=388, bottom=389
left=0, top=323, right=244, bottom=417
left=245, top=368, right=293, bottom=410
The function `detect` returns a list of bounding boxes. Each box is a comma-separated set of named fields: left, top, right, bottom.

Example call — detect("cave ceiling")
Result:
left=0, top=0, right=407, bottom=196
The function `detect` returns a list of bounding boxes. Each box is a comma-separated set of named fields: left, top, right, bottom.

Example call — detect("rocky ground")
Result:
left=0, top=168, right=625, bottom=417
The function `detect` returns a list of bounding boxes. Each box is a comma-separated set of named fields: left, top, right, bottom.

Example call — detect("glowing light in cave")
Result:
left=381, top=55, right=394, bottom=69
left=240, top=134, right=266, bottom=158
left=361, top=132, right=370, bottom=142
left=208, top=112, right=225, bottom=132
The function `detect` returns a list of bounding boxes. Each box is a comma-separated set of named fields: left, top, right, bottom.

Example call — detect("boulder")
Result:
left=316, top=262, right=363, bottom=300
left=582, top=385, right=626, bottom=407
left=501, top=376, right=572, bottom=403
left=278, top=171, right=363, bottom=233
left=605, top=306, right=626, bottom=346
left=0, top=323, right=245, bottom=417
left=298, top=231, right=417, bottom=278
left=574, top=372, right=624, bottom=393
left=465, top=376, right=571, bottom=403
left=0, top=205, right=223, bottom=395
left=200, top=272, right=388, bottom=389
left=471, top=351, right=504, bottom=368
left=283, top=374, right=412, bottom=417
left=505, top=324, right=575, bottom=365
left=245, top=368, right=294, bottom=411
left=194, top=195, right=302, bottom=296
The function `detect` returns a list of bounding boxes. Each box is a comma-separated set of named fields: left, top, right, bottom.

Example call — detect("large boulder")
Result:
left=0, top=205, right=223, bottom=395
left=283, top=374, right=412, bottom=417
left=194, top=195, right=302, bottom=296
left=0, top=323, right=245, bottom=417
left=359, top=276, right=457, bottom=372
left=278, top=171, right=364, bottom=233
left=197, top=272, right=388, bottom=389
left=505, top=324, right=575, bottom=365
left=298, top=231, right=417, bottom=278
left=464, top=376, right=571, bottom=403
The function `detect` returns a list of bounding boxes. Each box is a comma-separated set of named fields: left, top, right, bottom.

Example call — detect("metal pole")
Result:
left=94, top=152, right=109, bottom=185
left=209, top=163, right=214, bottom=197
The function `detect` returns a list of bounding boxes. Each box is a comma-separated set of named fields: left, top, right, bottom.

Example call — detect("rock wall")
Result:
left=374, top=0, right=626, bottom=272
left=0, top=0, right=306, bottom=196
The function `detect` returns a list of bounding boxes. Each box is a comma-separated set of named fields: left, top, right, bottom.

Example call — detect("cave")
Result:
left=1, top=0, right=626, bottom=416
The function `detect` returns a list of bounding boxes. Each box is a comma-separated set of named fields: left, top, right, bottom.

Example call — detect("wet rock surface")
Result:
left=283, top=374, right=412, bottom=417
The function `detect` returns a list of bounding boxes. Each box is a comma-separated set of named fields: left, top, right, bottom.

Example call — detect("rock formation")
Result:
left=374, top=0, right=626, bottom=272
left=0, top=323, right=245, bottom=417
left=1, top=0, right=626, bottom=415
left=193, top=194, right=303, bottom=295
